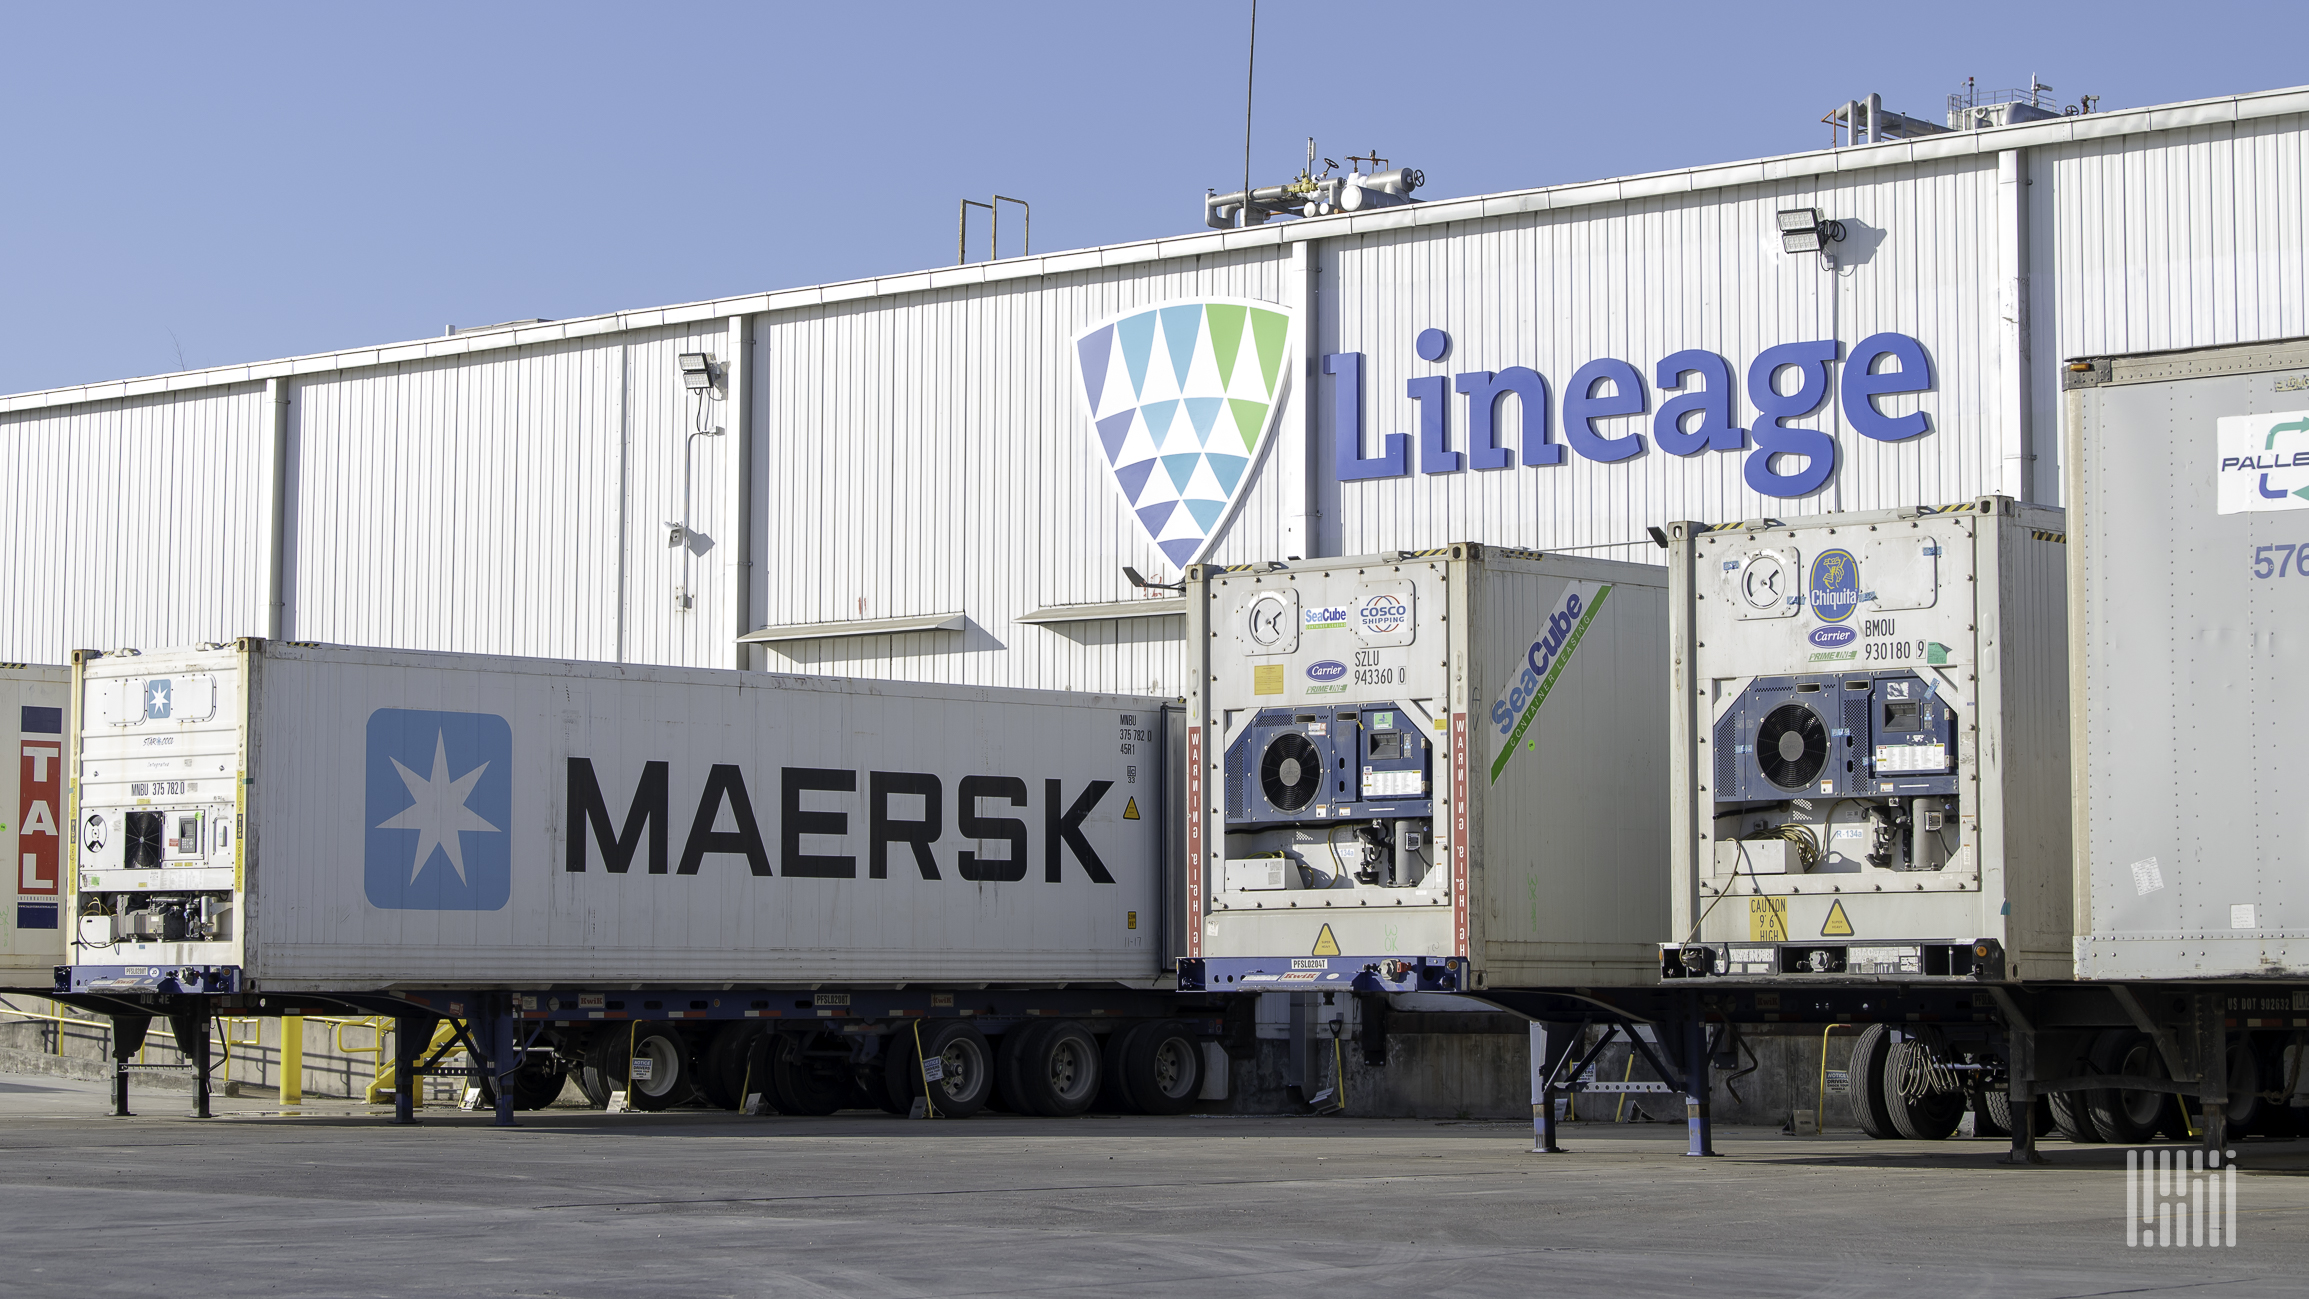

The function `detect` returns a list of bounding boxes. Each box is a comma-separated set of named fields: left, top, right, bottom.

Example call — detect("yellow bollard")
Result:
left=281, top=1014, right=304, bottom=1106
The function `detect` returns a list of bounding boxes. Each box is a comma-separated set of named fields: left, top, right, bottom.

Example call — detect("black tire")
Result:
left=996, top=1020, right=1055, bottom=1115
left=2087, top=1029, right=2173, bottom=1144
left=508, top=1055, right=570, bottom=1111
left=860, top=1059, right=908, bottom=1115
left=626, top=1023, right=694, bottom=1111
left=701, top=1023, right=767, bottom=1111
left=577, top=1032, right=617, bottom=1108
left=2222, top=1038, right=2268, bottom=1136
left=1976, top=1087, right=2012, bottom=1139
left=1883, top=1041, right=1965, bottom=1140
left=886, top=1022, right=995, bottom=1118
left=2048, top=1088, right=2103, bottom=1143
left=1006, top=1020, right=1103, bottom=1116
left=770, top=1032, right=851, bottom=1116
left=1121, top=1020, right=1205, bottom=1116
left=1847, top=1025, right=1899, bottom=1139
left=1099, top=1024, right=1147, bottom=1113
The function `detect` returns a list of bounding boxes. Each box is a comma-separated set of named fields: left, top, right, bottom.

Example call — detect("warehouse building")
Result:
left=4, top=83, right=2303, bottom=697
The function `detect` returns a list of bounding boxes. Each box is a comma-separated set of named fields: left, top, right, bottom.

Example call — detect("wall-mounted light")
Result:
left=677, top=352, right=717, bottom=391
left=1776, top=208, right=1847, bottom=255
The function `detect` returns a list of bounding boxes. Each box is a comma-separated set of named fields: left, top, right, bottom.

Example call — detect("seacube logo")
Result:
left=1073, top=298, right=1294, bottom=569
left=365, top=708, right=512, bottom=911
left=1809, top=549, right=1861, bottom=623
left=1305, top=660, right=1347, bottom=682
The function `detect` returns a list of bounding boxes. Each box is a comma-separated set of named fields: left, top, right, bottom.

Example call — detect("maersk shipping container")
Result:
left=2066, top=336, right=2309, bottom=979
left=1658, top=498, right=2072, bottom=982
left=4, top=664, right=70, bottom=985
left=64, top=640, right=1168, bottom=994
left=1178, top=544, right=1669, bottom=993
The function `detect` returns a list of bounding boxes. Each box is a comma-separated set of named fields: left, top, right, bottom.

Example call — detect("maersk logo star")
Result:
left=145, top=679, right=172, bottom=720
left=375, top=731, right=499, bottom=884
left=363, top=708, right=513, bottom=911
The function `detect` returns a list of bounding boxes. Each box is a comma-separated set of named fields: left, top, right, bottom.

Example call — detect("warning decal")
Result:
left=1748, top=896, right=1789, bottom=941
left=1311, top=924, right=1341, bottom=956
left=1821, top=900, right=1854, bottom=937
left=1123, top=796, right=1140, bottom=820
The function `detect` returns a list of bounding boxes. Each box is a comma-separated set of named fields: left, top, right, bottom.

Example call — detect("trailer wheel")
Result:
left=1847, top=1025, right=1898, bottom=1139
left=1098, top=1024, right=1145, bottom=1113
left=1977, top=1087, right=2012, bottom=1138
left=885, top=1022, right=994, bottom=1118
left=701, top=1023, right=767, bottom=1111
left=2087, top=1029, right=2173, bottom=1144
left=509, top=1055, right=571, bottom=1111
left=1883, top=1041, right=1965, bottom=1140
left=1122, top=1020, right=1204, bottom=1116
left=626, top=1024, right=694, bottom=1111
left=2221, top=1038, right=2269, bottom=1136
left=770, top=1032, right=850, bottom=1116
left=1002, top=1020, right=1102, bottom=1116
left=2047, top=1088, right=2104, bottom=1142
left=577, top=1033, right=618, bottom=1108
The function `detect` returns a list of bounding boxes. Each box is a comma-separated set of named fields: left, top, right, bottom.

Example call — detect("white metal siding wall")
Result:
left=1316, top=154, right=2006, bottom=565
left=749, top=251, right=1287, bottom=694
left=0, top=386, right=270, bottom=661
left=286, top=323, right=732, bottom=665
left=2034, top=111, right=2309, bottom=487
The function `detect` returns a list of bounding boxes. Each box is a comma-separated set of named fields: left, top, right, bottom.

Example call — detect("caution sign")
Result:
left=1748, top=896, right=1788, bottom=942
left=1122, top=797, right=1140, bottom=820
left=1821, top=900, right=1854, bottom=937
left=1311, top=924, right=1341, bottom=956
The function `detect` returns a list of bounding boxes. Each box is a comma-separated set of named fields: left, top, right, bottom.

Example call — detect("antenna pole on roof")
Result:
left=1241, top=0, right=1256, bottom=229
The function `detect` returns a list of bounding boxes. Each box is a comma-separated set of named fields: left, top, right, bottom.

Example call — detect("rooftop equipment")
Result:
left=1205, top=141, right=1421, bottom=229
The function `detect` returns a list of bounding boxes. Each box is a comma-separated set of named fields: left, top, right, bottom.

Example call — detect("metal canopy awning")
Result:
left=1015, top=598, right=1186, bottom=625
left=737, top=612, right=967, bottom=644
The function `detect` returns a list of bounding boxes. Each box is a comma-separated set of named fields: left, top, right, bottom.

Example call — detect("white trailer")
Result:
left=1177, top=544, right=1671, bottom=995
left=60, top=640, right=1220, bottom=1123
left=3, top=664, right=70, bottom=987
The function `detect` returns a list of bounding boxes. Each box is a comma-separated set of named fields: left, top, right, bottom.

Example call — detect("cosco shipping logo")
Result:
left=1358, top=595, right=1409, bottom=635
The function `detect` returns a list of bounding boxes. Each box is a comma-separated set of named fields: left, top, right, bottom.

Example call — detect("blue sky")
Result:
left=2, top=1, right=2302, bottom=395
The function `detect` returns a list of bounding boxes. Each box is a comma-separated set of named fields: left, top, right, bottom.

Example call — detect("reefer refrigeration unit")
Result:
left=4, top=664, right=70, bottom=986
left=1176, top=543, right=1670, bottom=994
left=2066, top=337, right=2309, bottom=980
left=1659, top=498, right=2072, bottom=982
left=64, top=640, right=1168, bottom=994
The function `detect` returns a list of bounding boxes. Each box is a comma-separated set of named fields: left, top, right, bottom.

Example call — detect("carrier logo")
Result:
left=1808, top=626, right=1856, bottom=648
left=1073, top=297, right=1294, bottom=570
left=2215, top=410, right=2309, bottom=513
left=365, top=708, right=512, bottom=911
left=1357, top=594, right=1410, bottom=635
left=1809, top=549, right=1861, bottom=623
left=1305, top=660, right=1347, bottom=681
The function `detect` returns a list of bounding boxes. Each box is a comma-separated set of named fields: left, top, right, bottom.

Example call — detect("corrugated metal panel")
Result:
left=288, top=323, right=731, bottom=665
left=1318, top=153, right=2008, bottom=564
left=0, top=386, right=270, bottom=662
left=749, top=251, right=1288, bottom=695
